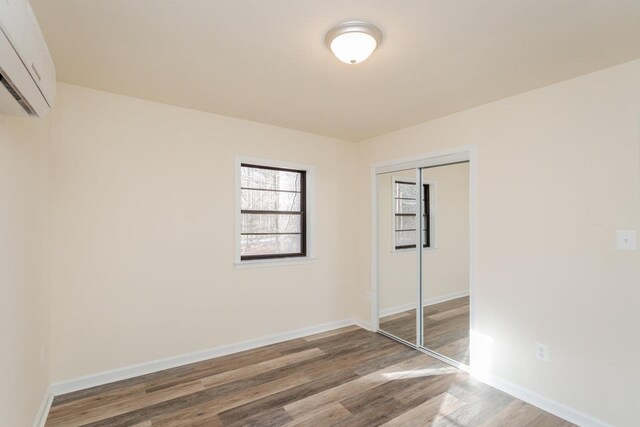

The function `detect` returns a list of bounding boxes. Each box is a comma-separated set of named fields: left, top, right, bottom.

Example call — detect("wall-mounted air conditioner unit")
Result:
left=0, top=0, right=55, bottom=117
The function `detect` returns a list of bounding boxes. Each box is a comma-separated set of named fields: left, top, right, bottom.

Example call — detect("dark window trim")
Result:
left=241, top=163, right=304, bottom=173
left=241, top=210, right=303, bottom=215
left=241, top=187, right=301, bottom=194
left=240, top=163, right=307, bottom=261
left=394, top=181, right=431, bottom=250
left=241, top=232, right=301, bottom=236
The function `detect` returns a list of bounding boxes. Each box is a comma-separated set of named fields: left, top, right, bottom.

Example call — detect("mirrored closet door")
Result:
left=376, top=157, right=471, bottom=367
left=376, top=169, right=419, bottom=346
left=421, top=162, right=470, bottom=365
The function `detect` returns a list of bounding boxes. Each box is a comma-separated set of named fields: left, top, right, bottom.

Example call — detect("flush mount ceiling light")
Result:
left=325, top=21, right=382, bottom=64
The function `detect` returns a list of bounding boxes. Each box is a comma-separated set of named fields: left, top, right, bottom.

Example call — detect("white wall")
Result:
left=377, top=164, right=470, bottom=314
left=355, top=59, right=640, bottom=426
left=49, top=83, right=360, bottom=382
left=0, top=114, right=51, bottom=426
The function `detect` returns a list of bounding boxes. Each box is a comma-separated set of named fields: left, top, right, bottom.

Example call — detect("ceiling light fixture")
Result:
left=325, top=21, right=382, bottom=64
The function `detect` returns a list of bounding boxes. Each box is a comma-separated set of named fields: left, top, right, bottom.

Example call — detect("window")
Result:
left=239, top=163, right=307, bottom=260
left=394, top=180, right=431, bottom=250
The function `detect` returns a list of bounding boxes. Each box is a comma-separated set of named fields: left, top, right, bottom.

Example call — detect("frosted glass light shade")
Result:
left=330, top=32, right=378, bottom=64
left=326, top=22, right=382, bottom=64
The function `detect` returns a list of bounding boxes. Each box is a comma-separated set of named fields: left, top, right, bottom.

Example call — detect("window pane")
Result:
left=395, top=215, right=417, bottom=231
left=395, top=199, right=417, bottom=214
left=241, top=234, right=302, bottom=256
left=396, top=182, right=417, bottom=199
left=394, top=232, right=430, bottom=248
left=241, top=214, right=301, bottom=234
left=239, top=164, right=306, bottom=259
left=241, top=166, right=302, bottom=191
left=241, top=189, right=301, bottom=211
left=396, top=230, right=417, bottom=247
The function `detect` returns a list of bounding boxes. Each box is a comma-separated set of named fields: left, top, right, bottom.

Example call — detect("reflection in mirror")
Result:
left=377, top=169, right=418, bottom=345
left=421, top=162, right=470, bottom=365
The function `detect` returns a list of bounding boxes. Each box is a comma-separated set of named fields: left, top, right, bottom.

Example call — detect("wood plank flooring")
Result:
left=45, top=325, right=573, bottom=427
left=380, top=296, right=470, bottom=365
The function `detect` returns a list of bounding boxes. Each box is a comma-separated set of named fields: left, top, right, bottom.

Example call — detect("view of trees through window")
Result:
left=240, top=164, right=306, bottom=259
left=394, top=181, right=430, bottom=249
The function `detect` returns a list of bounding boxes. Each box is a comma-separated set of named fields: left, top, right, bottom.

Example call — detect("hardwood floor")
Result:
left=380, top=296, right=470, bottom=365
left=45, top=326, right=573, bottom=427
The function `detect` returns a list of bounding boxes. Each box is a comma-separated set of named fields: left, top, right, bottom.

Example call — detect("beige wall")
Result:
left=49, top=83, right=359, bottom=382
left=34, top=59, right=640, bottom=426
left=377, top=169, right=417, bottom=313
left=0, top=114, right=51, bottom=426
left=378, top=164, right=470, bottom=314
left=355, top=59, right=640, bottom=426
left=422, top=162, right=470, bottom=301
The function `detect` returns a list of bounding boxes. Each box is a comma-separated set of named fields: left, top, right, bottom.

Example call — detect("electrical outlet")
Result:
left=534, top=343, right=549, bottom=362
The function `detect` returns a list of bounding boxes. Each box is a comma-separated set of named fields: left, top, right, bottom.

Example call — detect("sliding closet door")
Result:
left=420, top=162, right=470, bottom=365
left=377, top=169, right=419, bottom=345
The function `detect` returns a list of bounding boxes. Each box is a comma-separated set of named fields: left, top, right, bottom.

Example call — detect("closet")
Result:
left=374, top=151, right=473, bottom=368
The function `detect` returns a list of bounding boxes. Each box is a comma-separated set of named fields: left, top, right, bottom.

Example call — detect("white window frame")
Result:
left=391, top=175, right=437, bottom=253
left=235, top=156, right=316, bottom=268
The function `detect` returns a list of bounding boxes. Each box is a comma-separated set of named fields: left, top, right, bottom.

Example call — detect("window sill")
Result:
left=392, top=247, right=439, bottom=255
left=234, top=257, right=317, bottom=269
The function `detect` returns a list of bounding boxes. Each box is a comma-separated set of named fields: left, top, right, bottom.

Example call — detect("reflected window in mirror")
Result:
left=393, top=179, right=434, bottom=250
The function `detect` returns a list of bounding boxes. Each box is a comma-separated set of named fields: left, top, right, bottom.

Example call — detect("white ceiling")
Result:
left=30, top=0, right=640, bottom=142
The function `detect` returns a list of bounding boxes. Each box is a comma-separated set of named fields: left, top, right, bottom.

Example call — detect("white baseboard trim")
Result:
left=379, top=290, right=470, bottom=318
left=379, top=302, right=415, bottom=318
left=51, top=317, right=368, bottom=396
left=42, top=316, right=609, bottom=427
left=32, top=386, right=53, bottom=427
left=424, top=290, right=470, bottom=307
left=352, top=317, right=373, bottom=331
left=476, top=373, right=612, bottom=427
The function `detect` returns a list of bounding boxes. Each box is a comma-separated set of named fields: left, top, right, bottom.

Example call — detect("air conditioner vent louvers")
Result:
left=0, top=71, right=36, bottom=115
left=0, top=0, right=54, bottom=117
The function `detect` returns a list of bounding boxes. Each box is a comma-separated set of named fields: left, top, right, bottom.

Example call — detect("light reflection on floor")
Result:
left=382, top=366, right=459, bottom=380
